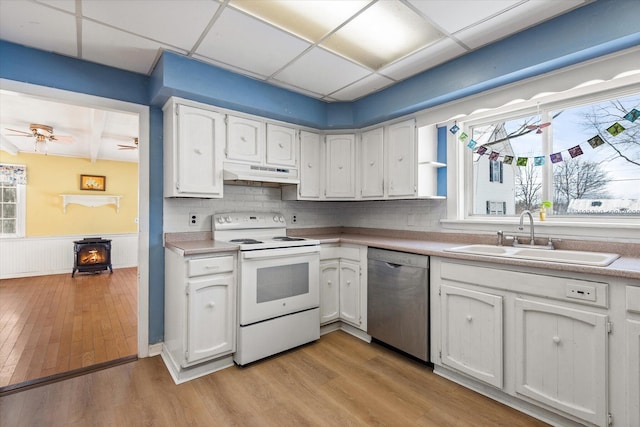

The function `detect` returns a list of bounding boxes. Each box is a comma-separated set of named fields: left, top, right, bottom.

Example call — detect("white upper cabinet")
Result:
left=325, top=134, right=356, bottom=198
left=163, top=99, right=225, bottom=198
left=360, top=127, right=384, bottom=198
left=266, top=124, right=297, bottom=167
left=226, top=115, right=264, bottom=164
left=299, top=130, right=322, bottom=199
left=386, top=120, right=416, bottom=198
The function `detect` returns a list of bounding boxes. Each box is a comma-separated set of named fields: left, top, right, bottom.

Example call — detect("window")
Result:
left=0, top=164, right=26, bottom=237
left=486, top=201, right=506, bottom=215
left=468, top=91, right=640, bottom=217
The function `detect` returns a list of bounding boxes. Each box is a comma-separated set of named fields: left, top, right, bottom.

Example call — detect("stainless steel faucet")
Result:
left=518, top=210, right=535, bottom=245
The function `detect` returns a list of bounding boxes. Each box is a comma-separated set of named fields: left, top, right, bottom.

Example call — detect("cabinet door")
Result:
left=441, top=285, right=503, bottom=388
left=628, top=319, right=640, bottom=427
left=515, top=298, right=608, bottom=426
left=386, top=120, right=416, bottom=197
left=299, top=131, right=322, bottom=198
left=175, top=105, right=225, bottom=196
left=266, top=124, right=297, bottom=167
left=339, top=260, right=360, bottom=327
left=360, top=127, right=384, bottom=198
left=186, top=274, right=235, bottom=365
left=325, top=134, right=356, bottom=198
left=320, top=261, right=340, bottom=324
left=226, top=115, right=264, bottom=163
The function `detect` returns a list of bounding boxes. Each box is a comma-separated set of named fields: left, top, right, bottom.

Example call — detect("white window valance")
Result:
left=0, top=164, right=27, bottom=185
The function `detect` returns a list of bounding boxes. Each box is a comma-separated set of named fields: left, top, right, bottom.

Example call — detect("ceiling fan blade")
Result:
left=51, top=135, right=73, bottom=143
left=5, top=128, right=33, bottom=136
left=117, top=145, right=137, bottom=150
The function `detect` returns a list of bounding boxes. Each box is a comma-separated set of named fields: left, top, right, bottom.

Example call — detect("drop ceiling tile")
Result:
left=455, top=0, right=587, bottom=49
left=82, top=0, right=219, bottom=50
left=36, top=0, right=76, bottom=14
left=273, top=46, right=371, bottom=96
left=379, top=38, right=467, bottom=81
left=330, top=73, right=395, bottom=101
left=191, top=53, right=270, bottom=81
left=408, top=0, right=519, bottom=34
left=195, top=7, right=311, bottom=78
left=0, top=1, right=77, bottom=57
left=82, top=21, right=185, bottom=74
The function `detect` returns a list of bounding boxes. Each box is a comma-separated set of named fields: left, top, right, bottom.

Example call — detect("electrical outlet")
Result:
left=189, top=212, right=198, bottom=227
left=292, top=214, right=297, bottom=223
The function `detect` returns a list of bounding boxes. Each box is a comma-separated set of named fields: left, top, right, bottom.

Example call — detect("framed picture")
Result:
left=80, top=174, right=106, bottom=191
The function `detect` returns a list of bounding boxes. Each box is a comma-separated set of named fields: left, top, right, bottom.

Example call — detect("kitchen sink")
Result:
left=444, top=244, right=620, bottom=267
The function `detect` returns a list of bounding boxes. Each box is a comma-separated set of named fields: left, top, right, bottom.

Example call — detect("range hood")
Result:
left=223, top=162, right=300, bottom=185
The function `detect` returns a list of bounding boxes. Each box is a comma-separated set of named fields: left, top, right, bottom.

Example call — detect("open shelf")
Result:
left=60, top=194, right=122, bottom=213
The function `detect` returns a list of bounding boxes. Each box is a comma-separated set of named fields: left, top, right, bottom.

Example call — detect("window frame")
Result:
left=442, top=78, right=640, bottom=240
left=0, top=182, right=25, bottom=238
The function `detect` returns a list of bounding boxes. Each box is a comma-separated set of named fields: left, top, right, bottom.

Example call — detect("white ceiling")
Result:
left=0, top=0, right=591, bottom=162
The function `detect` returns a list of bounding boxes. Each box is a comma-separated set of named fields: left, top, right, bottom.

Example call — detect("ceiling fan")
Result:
left=5, top=123, right=73, bottom=144
left=118, top=137, right=138, bottom=150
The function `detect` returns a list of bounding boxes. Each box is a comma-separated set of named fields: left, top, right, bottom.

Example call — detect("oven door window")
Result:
left=256, top=263, right=309, bottom=303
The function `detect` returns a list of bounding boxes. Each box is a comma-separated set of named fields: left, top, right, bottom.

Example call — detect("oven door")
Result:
left=239, top=245, right=319, bottom=326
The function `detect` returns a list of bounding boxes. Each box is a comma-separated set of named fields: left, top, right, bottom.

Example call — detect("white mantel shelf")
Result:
left=60, top=194, right=122, bottom=213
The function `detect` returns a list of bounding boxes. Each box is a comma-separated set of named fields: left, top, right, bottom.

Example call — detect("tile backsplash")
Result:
left=163, top=183, right=446, bottom=234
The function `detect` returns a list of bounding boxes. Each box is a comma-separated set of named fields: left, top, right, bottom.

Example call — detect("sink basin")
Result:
left=444, top=244, right=620, bottom=267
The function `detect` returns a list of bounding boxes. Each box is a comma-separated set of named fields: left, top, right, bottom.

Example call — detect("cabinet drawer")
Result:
left=188, top=256, right=234, bottom=277
left=628, top=286, right=640, bottom=314
left=320, top=245, right=360, bottom=261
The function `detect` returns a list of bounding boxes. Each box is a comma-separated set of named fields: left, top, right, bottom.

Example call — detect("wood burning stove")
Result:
left=73, top=237, right=113, bottom=277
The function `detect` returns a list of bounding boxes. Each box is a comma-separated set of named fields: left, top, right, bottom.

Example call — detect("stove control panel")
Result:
left=213, top=212, right=287, bottom=230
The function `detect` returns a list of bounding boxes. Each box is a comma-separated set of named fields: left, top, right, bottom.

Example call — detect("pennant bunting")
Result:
left=460, top=110, right=635, bottom=167
left=606, top=122, right=625, bottom=136
left=568, top=145, right=583, bottom=158
left=550, top=152, right=563, bottom=163
left=587, top=135, right=605, bottom=148
left=624, top=108, right=639, bottom=123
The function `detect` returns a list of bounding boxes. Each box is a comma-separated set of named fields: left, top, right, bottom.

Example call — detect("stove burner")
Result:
left=272, top=236, right=305, bottom=242
left=230, top=238, right=263, bottom=244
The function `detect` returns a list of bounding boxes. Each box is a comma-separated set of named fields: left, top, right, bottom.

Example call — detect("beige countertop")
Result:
left=164, top=229, right=640, bottom=280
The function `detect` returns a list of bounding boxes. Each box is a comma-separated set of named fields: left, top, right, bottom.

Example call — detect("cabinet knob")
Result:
left=466, top=315, right=472, bottom=322
left=327, top=280, right=332, bottom=285
left=207, top=302, right=215, bottom=308
left=370, top=161, right=375, bottom=166
left=398, top=156, right=403, bottom=162
left=552, top=336, right=561, bottom=344
left=308, top=163, right=313, bottom=168
left=241, top=136, right=247, bottom=142
left=278, top=143, right=284, bottom=148
left=338, top=165, right=343, bottom=170
left=347, top=281, right=351, bottom=286
left=194, top=148, right=202, bottom=155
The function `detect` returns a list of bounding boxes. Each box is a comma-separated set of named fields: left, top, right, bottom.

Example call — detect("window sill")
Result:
left=440, top=217, right=640, bottom=242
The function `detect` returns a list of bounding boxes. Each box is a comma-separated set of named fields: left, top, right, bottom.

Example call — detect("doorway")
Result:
left=0, top=79, right=149, bottom=390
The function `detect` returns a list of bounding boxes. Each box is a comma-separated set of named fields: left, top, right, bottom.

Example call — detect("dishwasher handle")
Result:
left=384, top=262, right=403, bottom=269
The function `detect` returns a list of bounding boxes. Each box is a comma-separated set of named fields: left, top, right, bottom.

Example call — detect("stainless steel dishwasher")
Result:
left=367, top=248, right=429, bottom=362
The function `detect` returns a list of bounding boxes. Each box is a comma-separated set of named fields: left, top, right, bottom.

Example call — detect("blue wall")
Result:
left=1, top=0, right=638, bottom=345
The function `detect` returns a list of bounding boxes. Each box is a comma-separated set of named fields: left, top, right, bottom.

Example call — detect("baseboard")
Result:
left=147, top=342, right=163, bottom=357
left=321, top=321, right=371, bottom=343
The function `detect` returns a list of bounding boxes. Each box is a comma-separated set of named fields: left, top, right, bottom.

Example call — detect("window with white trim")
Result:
left=467, top=90, right=640, bottom=218
left=0, top=164, right=26, bottom=237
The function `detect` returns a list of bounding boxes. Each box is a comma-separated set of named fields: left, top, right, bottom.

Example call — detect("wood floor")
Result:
left=0, top=331, right=549, bottom=427
left=0, top=268, right=137, bottom=388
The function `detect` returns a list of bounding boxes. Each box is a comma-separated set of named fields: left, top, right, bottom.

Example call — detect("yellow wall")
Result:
left=0, top=151, right=138, bottom=236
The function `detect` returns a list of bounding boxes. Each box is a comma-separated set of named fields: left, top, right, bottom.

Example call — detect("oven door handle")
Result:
left=241, top=245, right=320, bottom=260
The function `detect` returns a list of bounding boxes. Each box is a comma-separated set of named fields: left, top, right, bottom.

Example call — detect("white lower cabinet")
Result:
left=441, top=285, right=503, bottom=388
left=431, top=257, right=615, bottom=427
left=626, top=285, right=640, bottom=427
left=515, top=298, right=608, bottom=426
left=319, top=244, right=366, bottom=331
left=163, top=249, right=236, bottom=384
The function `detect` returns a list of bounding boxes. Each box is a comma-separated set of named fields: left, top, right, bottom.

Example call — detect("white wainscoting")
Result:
left=0, top=234, right=138, bottom=279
